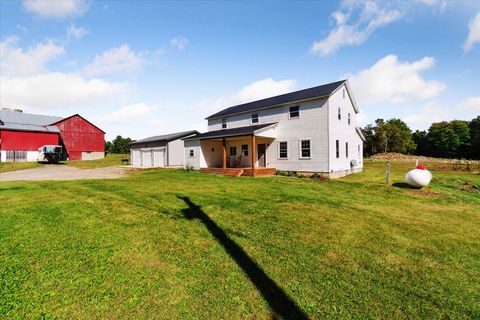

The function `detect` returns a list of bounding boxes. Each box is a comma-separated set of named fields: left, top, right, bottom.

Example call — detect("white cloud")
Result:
left=100, top=103, right=152, bottom=125
left=22, top=0, right=88, bottom=18
left=403, top=102, right=450, bottom=129
left=67, top=24, right=88, bottom=40
left=347, top=54, right=446, bottom=105
left=0, top=73, right=127, bottom=110
left=0, top=36, right=65, bottom=77
left=457, top=96, right=480, bottom=111
left=212, top=78, right=296, bottom=111
left=0, top=37, right=130, bottom=111
left=169, top=37, right=188, bottom=51
left=83, top=44, right=145, bottom=77
left=463, top=12, right=480, bottom=52
left=310, top=0, right=402, bottom=56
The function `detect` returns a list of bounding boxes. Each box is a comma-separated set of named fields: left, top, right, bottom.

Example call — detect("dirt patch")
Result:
left=0, top=165, right=131, bottom=182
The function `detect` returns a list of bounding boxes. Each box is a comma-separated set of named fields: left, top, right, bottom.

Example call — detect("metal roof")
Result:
left=130, top=130, right=199, bottom=145
left=0, top=110, right=63, bottom=133
left=206, top=80, right=346, bottom=119
left=184, top=123, right=276, bottom=140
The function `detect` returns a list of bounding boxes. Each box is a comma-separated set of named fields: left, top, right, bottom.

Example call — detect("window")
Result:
left=346, top=142, right=349, bottom=158
left=358, top=144, right=361, bottom=158
left=230, top=146, right=237, bottom=156
left=279, top=141, right=288, bottom=159
left=222, top=118, right=227, bottom=129
left=241, top=144, right=248, bottom=156
left=338, top=107, right=341, bottom=120
left=336, top=140, right=339, bottom=158
left=189, top=149, right=194, bottom=157
left=251, top=113, right=259, bottom=124
left=348, top=113, right=351, bottom=125
left=343, top=88, right=345, bottom=99
left=300, top=140, right=311, bottom=158
left=289, top=106, right=299, bottom=119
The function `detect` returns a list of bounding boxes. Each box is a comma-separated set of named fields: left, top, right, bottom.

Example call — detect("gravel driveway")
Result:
left=0, top=165, right=130, bottom=182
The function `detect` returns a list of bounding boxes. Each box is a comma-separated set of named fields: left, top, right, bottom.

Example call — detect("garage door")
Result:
left=131, top=150, right=141, bottom=166
left=142, top=150, right=153, bottom=167
left=153, top=150, right=164, bottom=167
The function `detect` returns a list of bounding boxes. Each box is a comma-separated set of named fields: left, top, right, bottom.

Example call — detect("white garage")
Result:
left=130, top=130, right=198, bottom=168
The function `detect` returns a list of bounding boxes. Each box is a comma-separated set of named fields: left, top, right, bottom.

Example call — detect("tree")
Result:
left=109, top=135, right=133, bottom=154
left=425, top=121, right=470, bottom=158
left=412, top=130, right=427, bottom=156
left=469, top=116, right=480, bottom=159
left=105, top=140, right=113, bottom=153
left=362, top=123, right=377, bottom=156
left=376, top=118, right=414, bottom=154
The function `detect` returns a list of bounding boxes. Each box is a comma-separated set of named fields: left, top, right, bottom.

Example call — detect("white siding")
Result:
left=328, top=84, right=363, bottom=174
left=167, top=138, right=185, bottom=166
left=207, top=98, right=330, bottom=172
left=184, top=139, right=206, bottom=169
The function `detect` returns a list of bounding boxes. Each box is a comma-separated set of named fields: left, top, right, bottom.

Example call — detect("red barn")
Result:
left=0, top=109, right=105, bottom=162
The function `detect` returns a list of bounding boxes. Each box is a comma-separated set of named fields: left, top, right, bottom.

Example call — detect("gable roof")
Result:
left=206, top=80, right=347, bottom=120
left=184, top=123, right=276, bottom=140
left=50, top=114, right=106, bottom=134
left=131, top=130, right=199, bottom=146
left=0, top=109, right=62, bottom=133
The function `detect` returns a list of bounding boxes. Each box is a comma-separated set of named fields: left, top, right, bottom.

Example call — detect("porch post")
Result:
left=251, top=134, right=256, bottom=173
left=222, top=137, right=227, bottom=170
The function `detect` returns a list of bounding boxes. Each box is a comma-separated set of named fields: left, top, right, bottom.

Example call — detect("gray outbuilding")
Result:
left=130, top=130, right=198, bottom=168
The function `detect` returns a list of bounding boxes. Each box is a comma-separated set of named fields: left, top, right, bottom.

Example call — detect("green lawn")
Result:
left=0, top=154, right=128, bottom=173
left=0, top=162, right=41, bottom=173
left=1, top=162, right=479, bottom=319
left=64, top=153, right=128, bottom=169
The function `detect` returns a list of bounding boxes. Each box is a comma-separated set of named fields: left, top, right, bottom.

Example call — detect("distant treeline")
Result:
left=105, top=135, right=133, bottom=154
left=362, top=116, right=480, bottom=160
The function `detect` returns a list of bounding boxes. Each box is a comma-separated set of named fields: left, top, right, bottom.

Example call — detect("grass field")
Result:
left=1, top=162, right=479, bottom=319
left=0, top=154, right=127, bottom=173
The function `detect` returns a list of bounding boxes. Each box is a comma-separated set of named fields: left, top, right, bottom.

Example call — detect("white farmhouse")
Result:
left=130, top=130, right=198, bottom=168
left=184, top=80, right=365, bottom=178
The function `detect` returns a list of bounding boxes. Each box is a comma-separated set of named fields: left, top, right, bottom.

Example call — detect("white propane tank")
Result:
left=405, top=165, right=432, bottom=188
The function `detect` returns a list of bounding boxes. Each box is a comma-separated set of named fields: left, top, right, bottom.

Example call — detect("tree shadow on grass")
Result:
left=176, top=195, right=309, bottom=320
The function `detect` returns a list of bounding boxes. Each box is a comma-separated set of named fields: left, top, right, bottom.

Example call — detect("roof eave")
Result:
left=205, top=94, right=331, bottom=120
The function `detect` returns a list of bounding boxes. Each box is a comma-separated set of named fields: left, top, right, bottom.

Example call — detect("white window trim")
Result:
left=189, top=149, right=195, bottom=158
left=278, top=141, right=288, bottom=160
left=221, top=118, right=227, bottom=129
left=288, top=106, right=300, bottom=119
left=251, top=113, right=259, bottom=124
left=299, top=138, right=312, bottom=160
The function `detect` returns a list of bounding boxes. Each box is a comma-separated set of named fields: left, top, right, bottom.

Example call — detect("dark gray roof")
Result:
left=206, top=80, right=346, bottom=119
left=0, top=109, right=63, bottom=133
left=130, top=130, right=199, bottom=145
left=184, top=123, right=276, bottom=140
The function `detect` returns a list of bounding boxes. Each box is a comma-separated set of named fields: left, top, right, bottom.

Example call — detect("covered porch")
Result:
left=189, top=123, right=277, bottom=177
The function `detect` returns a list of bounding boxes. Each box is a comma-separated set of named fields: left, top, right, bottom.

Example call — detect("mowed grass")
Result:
left=0, top=154, right=127, bottom=173
left=65, top=153, right=128, bottom=169
left=0, top=162, right=41, bottom=173
left=0, top=162, right=479, bottom=319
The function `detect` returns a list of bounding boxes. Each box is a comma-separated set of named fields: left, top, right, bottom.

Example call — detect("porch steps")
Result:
left=200, top=168, right=244, bottom=177
left=242, top=168, right=277, bottom=177
left=199, top=167, right=276, bottom=177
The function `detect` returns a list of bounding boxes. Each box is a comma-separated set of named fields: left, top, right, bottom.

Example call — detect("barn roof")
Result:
left=130, top=130, right=199, bottom=146
left=0, top=109, right=62, bottom=133
left=206, top=80, right=348, bottom=120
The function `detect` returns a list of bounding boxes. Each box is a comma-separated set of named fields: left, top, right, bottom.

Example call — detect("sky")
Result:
left=1, top=0, right=479, bottom=140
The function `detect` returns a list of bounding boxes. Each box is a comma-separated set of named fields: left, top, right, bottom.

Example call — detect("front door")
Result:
left=257, top=143, right=266, bottom=167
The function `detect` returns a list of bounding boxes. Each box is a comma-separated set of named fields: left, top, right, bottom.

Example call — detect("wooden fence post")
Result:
left=386, top=161, right=391, bottom=188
